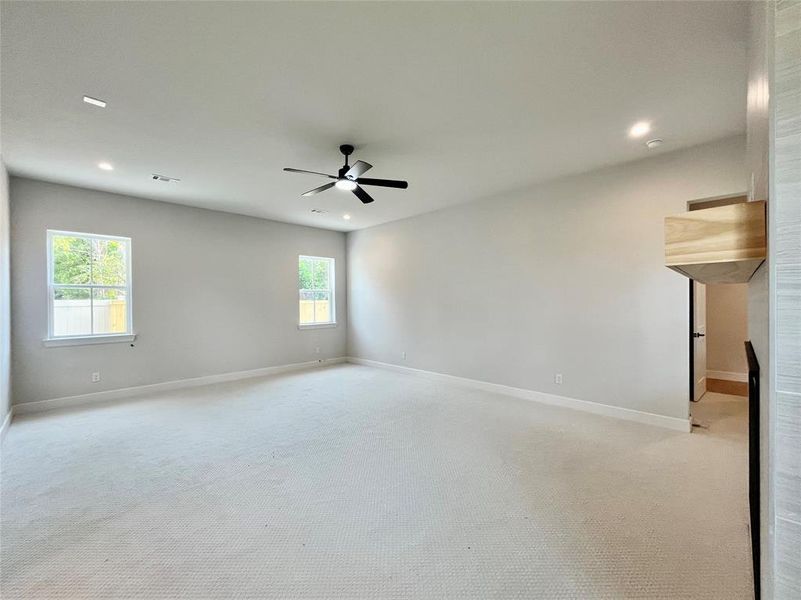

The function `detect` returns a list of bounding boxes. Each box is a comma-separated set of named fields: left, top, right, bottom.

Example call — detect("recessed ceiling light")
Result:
left=629, top=121, right=651, bottom=138
left=646, top=138, right=664, bottom=149
left=152, top=174, right=181, bottom=183
left=343, top=214, right=351, bottom=220
left=83, top=95, right=107, bottom=108
left=97, top=162, right=114, bottom=171
left=335, top=179, right=358, bottom=191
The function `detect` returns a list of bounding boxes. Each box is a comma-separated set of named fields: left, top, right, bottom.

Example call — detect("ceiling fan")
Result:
left=283, top=144, right=408, bottom=204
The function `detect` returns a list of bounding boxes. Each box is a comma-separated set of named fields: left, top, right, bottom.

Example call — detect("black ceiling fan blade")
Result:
left=356, top=177, right=408, bottom=189
left=302, top=182, right=336, bottom=196
left=352, top=185, right=375, bottom=204
left=344, top=160, right=372, bottom=180
left=284, top=168, right=337, bottom=179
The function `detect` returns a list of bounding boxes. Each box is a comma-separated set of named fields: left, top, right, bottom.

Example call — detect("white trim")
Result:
left=43, top=333, right=137, bottom=347
left=47, top=229, right=133, bottom=340
left=706, top=370, right=748, bottom=383
left=0, top=407, right=12, bottom=445
left=298, top=254, right=336, bottom=328
left=347, top=357, right=692, bottom=433
left=13, top=357, right=347, bottom=416
left=10, top=356, right=691, bottom=432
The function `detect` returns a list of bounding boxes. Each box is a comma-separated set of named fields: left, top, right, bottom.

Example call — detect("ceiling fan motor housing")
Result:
left=339, top=144, right=355, bottom=176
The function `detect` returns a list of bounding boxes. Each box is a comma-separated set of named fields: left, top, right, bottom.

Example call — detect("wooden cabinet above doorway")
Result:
left=664, top=200, right=766, bottom=284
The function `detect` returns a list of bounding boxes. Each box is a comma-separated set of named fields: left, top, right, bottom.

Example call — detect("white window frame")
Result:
left=298, top=255, right=336, bottom=329
left=45, top=230, right=135, bottom=347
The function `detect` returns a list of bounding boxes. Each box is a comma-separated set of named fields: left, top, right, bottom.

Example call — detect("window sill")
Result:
left=297, top=323, right=337, bottom=330
left=43, top=334, right=137, bottom=348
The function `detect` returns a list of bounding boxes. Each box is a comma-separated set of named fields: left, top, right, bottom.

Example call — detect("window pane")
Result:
left=314, top=291, right=331, bottom=323
left=52, top=287, right=91, bottom=336
left=92, top=239, right=127, bottom=285
left=52, top=235, right=91, bottom=284
left=92, top=288, right=128, bottom=334
left=313, top=259, right=330, bottom=290
left=299, top=290, right=315, bottom=324
left=299, top=257, right=313, bottom=290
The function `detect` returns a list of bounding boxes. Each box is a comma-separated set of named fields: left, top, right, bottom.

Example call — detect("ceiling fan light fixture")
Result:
left=335, top=179, right=357, bottom=191
left=284, top=145, right=408, bottom=204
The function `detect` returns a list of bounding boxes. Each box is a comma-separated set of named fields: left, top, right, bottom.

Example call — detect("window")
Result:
left=47, top=230, right=132, bottom=341
left=298, top=255, right=335, bottom=327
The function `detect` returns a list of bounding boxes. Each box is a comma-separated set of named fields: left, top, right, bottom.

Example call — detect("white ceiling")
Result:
left=1, top=1, right=747, bottom=232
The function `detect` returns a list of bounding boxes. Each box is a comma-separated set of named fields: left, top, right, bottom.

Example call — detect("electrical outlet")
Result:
left=554, top=373, right=563, bottom=385
left=402, top=351, right=407, bottom=360
left=91, top=372, right=101, bottom=383
left=315, top=347, right=320, bottom=354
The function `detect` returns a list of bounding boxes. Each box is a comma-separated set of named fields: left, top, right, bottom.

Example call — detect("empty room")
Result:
left=1, top=2, right=799, bottom=599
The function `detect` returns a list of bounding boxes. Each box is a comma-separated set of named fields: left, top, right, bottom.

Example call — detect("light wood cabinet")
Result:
left=664, top=200, right=766, bottom=283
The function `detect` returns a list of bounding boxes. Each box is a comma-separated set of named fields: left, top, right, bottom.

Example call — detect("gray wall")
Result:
left=347, top=136, right=746, bottom=421
left=773, top=1, right=801, bottom=597
left=0, top=161, right=10, bottom=423
left=746, top=1, right=775, bottom=595
left=10, top=177, right=347, bottom=405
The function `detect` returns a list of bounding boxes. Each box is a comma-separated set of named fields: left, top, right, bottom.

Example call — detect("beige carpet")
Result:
left=1, top=364, right=753, bottom=599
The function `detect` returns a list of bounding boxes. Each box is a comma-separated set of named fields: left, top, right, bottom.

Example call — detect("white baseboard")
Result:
left=10, top=356, right=691, bottom=433
left=706, top=370, right=748, bottom=383
left=13, top=357, right=347, bottom=416
left=0, top=407, right=13, bottom=445
left=347, top=357, right=691, bottom=432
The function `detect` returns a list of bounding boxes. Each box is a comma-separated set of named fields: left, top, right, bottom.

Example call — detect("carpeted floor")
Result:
left=1, top=364, right=752, bottom=599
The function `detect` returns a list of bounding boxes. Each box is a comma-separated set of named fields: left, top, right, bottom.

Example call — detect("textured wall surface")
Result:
left=0, top=161, right=10, bottom=427
left=773, top=1, right=801, bottom=597
left=10, top=178, right=347, bottom=405
left=348, top=137, right=746, bottom=421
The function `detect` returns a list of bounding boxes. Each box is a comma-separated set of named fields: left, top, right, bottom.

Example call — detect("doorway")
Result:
left=692, top=280, right=707, bottom=402
left=705, top=283, right=750, bottom=396
left=684, top=193, right=758, bottom=599
left=687, top=194, right=750, bottom=413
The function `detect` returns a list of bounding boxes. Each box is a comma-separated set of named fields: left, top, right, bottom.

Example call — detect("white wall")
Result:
left=348, top=137, right=746, bottom=421
left=10, top=178, right=347, bottom=405
left=706, top=283, right=749, bottom=376
left=0, top=160, right=10, bottom=426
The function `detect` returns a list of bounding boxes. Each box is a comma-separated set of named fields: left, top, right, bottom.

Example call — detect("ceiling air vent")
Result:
left=152, top=174, right=180, bottom=183
left=310, top=209, right=326, bottom=214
